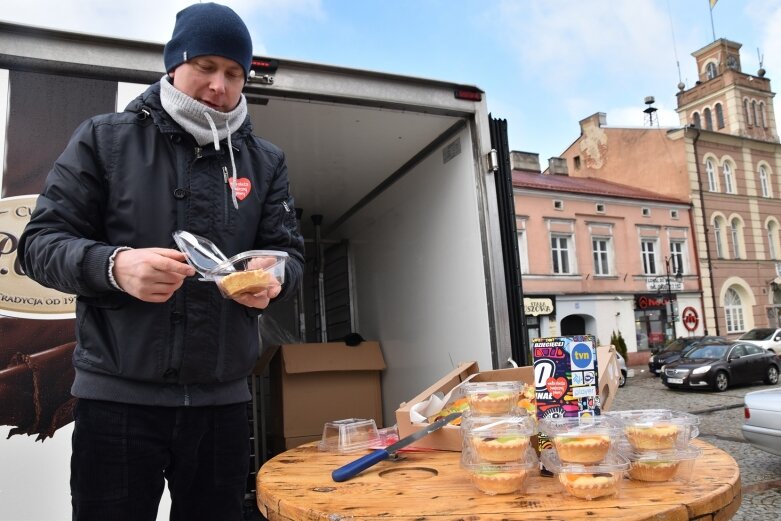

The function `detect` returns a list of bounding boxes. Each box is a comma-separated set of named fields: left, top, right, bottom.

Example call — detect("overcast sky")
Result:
left=2, top=0, right=780, bottom=163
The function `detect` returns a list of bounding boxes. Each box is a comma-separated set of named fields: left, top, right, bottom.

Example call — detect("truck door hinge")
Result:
left=488, top=149, right=499, bottom=173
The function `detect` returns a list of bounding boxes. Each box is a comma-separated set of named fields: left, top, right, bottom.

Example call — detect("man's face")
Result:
left=170, top=55, right=245, bottom=112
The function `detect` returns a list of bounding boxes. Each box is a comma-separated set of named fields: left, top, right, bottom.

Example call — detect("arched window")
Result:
left=692, top=112, right=701, bottom=129
left=760, top=102, right=767, bottom=128
left=706, top=62, right=718, bottom=79
left=759, top=166, right=771, bottom=197
left=731, top=217, right=742, bottom=259
left=724, top=288, right=745, bottom=333
left=706, top=159, right=717, bottom=192
left=704, top=108, right=713, bottom=130
left=752, top=100, right=758, bottom=126
left=715, top=103, right=725, bottom=129
left=714, top=216, right=726, bottom=259
left=768, top=221, right=780, bottom=260
left=723, top=162, right=734, bottom=194
left=744, top=99, right=751, bottom=127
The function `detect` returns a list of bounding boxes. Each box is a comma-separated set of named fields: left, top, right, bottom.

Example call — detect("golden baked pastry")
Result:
left=469, top=469, right=528, bottom=495
left=625, top=424, right=680, bottom=450
left=559, top=472, right=620, bottom=500
left=553, top=434, right=611, bottom=464
left=468, top=391, right=517, bottom=415
left=472, top=435, right=530, bottom=463
left=219, top=269, right=274, bottom=297
left=628, top=460, right=680, bottom=482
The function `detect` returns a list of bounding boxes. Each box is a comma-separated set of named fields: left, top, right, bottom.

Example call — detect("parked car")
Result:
left=742, top=387, right=781, bottom=456
left=648, top=336, right=725, bottom=376
left=661, top=340, right=780, bottom=392
left=738, top=327, right=781, bottom=354
left=616, top=351, right=627, bottom=388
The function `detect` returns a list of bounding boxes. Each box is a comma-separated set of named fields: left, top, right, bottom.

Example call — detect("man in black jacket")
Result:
left=19, top=3, right=304, bottom=520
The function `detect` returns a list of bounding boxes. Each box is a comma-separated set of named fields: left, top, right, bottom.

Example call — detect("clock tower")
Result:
left=676, top=38, right=778, bottom=143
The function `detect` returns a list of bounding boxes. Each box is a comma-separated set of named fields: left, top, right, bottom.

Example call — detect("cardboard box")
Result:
left=395, top=362, right=534, bottom=451
left=257, top=342, right=386, bottom=452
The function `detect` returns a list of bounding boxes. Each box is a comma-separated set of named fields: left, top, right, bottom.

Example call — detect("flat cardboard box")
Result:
left=257, top=341, right=386, bottom=451
left=395, top=362, right=534, bottom=451
left=395, top=349, right=619, bottom=452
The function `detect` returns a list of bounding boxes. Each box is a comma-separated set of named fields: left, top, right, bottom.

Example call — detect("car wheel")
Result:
left=765, top=365, right=779, bottom=385
left=713, top=371, right=729, bottom=392
left=619, top=371, right=627, bottom=388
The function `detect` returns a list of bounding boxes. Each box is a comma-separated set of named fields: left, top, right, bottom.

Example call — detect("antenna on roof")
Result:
left=643, top=96, right=658, bottom=126
left=666, top=0, right=683, bottom=85
left=758, top=48, right=766, bottom=77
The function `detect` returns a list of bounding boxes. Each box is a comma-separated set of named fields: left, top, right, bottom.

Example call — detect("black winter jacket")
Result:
left=19, top=82, right=304, bottom=406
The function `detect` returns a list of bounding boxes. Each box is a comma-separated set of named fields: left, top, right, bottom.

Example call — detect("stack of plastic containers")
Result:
left=605, top=409, right=702, bottom=484
left=458, top=381, right=538, bottom=495
left=538, top=416, right=629, bottom=500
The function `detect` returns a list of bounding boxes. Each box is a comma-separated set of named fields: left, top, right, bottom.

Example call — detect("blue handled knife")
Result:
left=331, top=411, right=462, bottom=482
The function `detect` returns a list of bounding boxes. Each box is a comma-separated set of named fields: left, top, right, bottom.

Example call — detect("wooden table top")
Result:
left=256, top=439, right=741, bottom=521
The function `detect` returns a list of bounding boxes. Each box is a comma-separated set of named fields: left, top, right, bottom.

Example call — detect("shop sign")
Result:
left=0, top=195, right=76, bottom=318
left=646, top=276, right=683, bottom=291
left=682, top=306, right=699, bottom=332
left=524, top=295, right=556, bottom=317
left=634, top=293, right=675, bottom=311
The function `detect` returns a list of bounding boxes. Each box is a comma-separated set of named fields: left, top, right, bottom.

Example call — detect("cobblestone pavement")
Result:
left=615, top=366, right=781, bottom=521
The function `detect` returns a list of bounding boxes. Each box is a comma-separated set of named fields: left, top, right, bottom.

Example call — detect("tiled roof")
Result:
left=511, top=171, right=689, bottom=204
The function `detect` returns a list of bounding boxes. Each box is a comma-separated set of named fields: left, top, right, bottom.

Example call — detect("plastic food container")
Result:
left=461, top=415, right=536, bottom=463
left=207, top=250, right=288, bottom=298
left=622, top=444, right=702, bottom=483
left=540, top=448, right=629, bottom=500
left=538, top=416, right=621, bottom=464
left=604, top=409, right=699, bottom=451
left=460, top=381, right=523, bottom=416
left=461, top=445, right=538, bottom=495
left=318, top=418, right=381, bottom=454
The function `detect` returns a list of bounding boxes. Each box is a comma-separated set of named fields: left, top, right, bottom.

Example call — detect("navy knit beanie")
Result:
left=164, top=3, right=253, bottom=79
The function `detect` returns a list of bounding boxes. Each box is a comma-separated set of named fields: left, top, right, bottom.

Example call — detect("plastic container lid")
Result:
left=318, top=418, right=381, bottom=454
left=538, top=415, right=621, bottom=438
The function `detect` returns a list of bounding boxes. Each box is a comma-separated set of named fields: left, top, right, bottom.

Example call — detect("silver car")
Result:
left=742, top=387, right=781, bottom=456
left=616, top=351, right=628, bottom=387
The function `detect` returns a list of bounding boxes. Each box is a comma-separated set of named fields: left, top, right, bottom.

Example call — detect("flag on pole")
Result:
left=710, top=0, right=718, bottom=8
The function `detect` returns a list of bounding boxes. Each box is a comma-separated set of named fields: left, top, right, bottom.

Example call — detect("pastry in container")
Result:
left=540, top=448, right=629, bottom=500
left=461, top=414, right=536, bottom=463
left=460, top=381, right=523, bottom=415
left=623, top=445, right=701, bottom=483
left=461, top=445, right=538, bottom=495
left=605, top=409, right=699, bottom=451
left=539, top=415, right=619, bottom=465
left=208, top=250, right=287, bottom=299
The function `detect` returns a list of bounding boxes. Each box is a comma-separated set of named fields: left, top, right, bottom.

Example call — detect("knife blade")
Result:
left=331, top=411, right=462, bottom=482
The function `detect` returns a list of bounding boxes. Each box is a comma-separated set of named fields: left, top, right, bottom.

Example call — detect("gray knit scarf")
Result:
left=160, top=75, right=248, bottom=209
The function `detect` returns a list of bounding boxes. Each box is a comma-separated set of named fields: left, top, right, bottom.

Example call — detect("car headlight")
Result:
left=692, top=365, right=711, bottom=375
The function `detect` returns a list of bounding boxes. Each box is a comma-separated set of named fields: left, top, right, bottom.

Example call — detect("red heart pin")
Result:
left=228, top=177, right=251, bottom=201
left=546, top=377, right=568, bottom=399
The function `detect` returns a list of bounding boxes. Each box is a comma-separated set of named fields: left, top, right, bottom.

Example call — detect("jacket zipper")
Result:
left=223, top=166, right=230, bottom=225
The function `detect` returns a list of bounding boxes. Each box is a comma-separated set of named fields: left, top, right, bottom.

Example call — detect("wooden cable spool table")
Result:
left=256, top=439, right=740, bottom=521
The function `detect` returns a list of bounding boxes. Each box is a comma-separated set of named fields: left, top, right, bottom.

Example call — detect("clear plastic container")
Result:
left=540, top=448, right=629, bottom=500
left=208, top=250, right=287, bottom=298
left=461, top=445, right=538, bottom=495
left=538, top=416, right=621, bottom=464
left=461, top=415, right=536, bottom=463
left=460, top=381, right=523, bottom=416
left=604, top=409, right=699, bottom=451
left=318, top=418, right=381, bottom=454
left=622, top=444, right=702, bottom=483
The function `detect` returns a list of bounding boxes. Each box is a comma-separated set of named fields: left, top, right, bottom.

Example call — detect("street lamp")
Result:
left=664, top=256, right=683, bottom=339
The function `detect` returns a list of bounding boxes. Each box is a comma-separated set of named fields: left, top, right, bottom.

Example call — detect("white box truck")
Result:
left=0, top=21, right=526, bottom=519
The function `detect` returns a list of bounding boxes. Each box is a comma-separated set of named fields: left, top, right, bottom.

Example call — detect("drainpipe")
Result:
left=690, top=126, right=720, bottom=335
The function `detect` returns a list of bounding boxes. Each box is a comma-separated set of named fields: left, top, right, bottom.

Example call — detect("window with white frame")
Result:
left=759, top=165, right=771, bottom=198
left=669, top=240, right=686, bottom=275
left=641, top=239, right=658, bottom=275
left=731, top=217, right=742, bottom=259
left=724, top=287, right=745, bottom=333
left=706, top=62, right=718, bottom=80
left=517, top=229, right=529, bottom=274
left=714, top=215, right=727, bottom=259
left=723, top=162, right=735, bottom=194
left=706, top=159, right=717, bottom=192
left=768, top=220, right=780, bottom=260
left=592, top=237, right=611, bottom=275
left=551, top=235, right=572, bottom=274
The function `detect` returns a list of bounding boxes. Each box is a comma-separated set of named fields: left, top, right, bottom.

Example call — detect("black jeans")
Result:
left=71, top=399, right=250, bottom=521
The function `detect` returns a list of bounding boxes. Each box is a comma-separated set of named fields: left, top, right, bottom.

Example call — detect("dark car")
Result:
left=647, top=336, right=724, bottom=376
left=661, top=341, right=780, bottom=392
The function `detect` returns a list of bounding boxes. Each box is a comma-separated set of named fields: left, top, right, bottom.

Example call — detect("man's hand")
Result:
left=230, top=282, right=282, bottom=309
left=113, top=248, right=196, bottom=303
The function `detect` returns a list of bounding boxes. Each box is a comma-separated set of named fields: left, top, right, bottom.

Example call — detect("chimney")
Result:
left=579, top=112, right=607, bottom=134
left=510, top=151, right=541, bottom=173
left=548, top=157, right=569, bottom=176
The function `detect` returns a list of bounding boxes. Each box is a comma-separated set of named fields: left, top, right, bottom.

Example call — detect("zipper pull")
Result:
left=282, top=201, right=290, bottom=212
left=223, top=166, right=229, bottom=184
left=194, top=146, right=202, bottom=159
